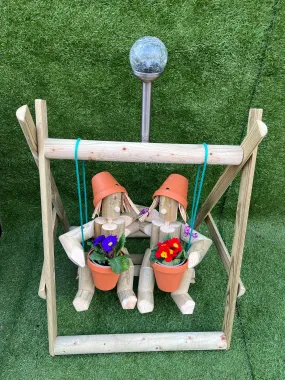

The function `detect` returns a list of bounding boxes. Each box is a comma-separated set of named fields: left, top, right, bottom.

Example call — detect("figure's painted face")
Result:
left=111, top=193, right=122, bottom=213
left=158, top=195, right=178, bottom=222
left=101, top=192, right=122, bottom=218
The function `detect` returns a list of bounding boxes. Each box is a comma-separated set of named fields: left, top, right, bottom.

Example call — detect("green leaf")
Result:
left=171, top=259, right=182, bottom=266
left=149, top=249, right=157, bottom=263
left=109, top=256, right=130, bottom=274
left=165, top=233, right=172, bottom=241
left=115, top=233, right=126, bottom=254
left=89, top=251, right=106, bottom=264
left=175, top=250, right=184, bottom=260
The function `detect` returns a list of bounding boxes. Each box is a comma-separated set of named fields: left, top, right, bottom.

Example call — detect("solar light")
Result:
left=130, top=36, right=168, bottom=142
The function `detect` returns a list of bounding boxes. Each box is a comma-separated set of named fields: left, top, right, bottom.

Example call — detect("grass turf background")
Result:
left=0, top=0, right=284, bottom=379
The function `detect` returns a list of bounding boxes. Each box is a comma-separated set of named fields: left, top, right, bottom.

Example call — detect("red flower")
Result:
left=167, top=238, right=182, bottom=255
left=156, top=244, right=179, bottom=262
left=155, top=244, right=171, bottom=261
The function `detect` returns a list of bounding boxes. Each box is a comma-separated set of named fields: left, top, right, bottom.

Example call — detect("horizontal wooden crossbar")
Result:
left=44, top=139, right=243, bottom=165
left=54, top=331, right=227, bottom=355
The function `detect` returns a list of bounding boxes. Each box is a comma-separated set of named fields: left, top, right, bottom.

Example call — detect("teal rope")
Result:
left=186, top=143, right=208, bottom=251
left=74, top=138, right=88, bottom=249
left=82, top=160, right=88, bottom=223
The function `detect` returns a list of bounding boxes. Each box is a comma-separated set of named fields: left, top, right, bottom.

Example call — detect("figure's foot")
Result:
left=171, top=293, right=195, bottom=314
left=117, top=289, right=137, bottom=309
left=73, top=290, right=94, bottom=312
left=137, top=292, right=154, bottom=313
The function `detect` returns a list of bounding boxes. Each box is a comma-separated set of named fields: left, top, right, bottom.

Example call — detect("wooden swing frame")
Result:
left=16, top=100, right=267, bottom=356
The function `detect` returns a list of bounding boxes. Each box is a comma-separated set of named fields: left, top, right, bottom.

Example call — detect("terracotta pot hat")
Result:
left=92, top=171, right=126, bottom=208
left=153, top=174, right=188, bottom=209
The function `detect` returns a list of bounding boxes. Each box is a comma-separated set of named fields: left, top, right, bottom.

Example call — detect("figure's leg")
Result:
left=117, top=258, right=137, bottom=309
left=137, top=249, right=155, bottom=313
left=73, top=262, right=95, bottom=312
left=171, top=269, right=195, bottom=314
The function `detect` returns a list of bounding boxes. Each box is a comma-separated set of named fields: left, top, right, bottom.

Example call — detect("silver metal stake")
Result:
left=141, top=81, right=152, bottom=142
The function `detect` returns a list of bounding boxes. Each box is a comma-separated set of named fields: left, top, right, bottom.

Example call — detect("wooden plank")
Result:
left=35, top=99, right=57, bottom=356
left=16, top=105, right=69, bottom=232
left=205, top=213, right=245, bottom=297
left=223, top=109, right=264, bottom=347
left=133, top=264, right=141, bottom=276
left=45, top=139, right=243, bottom=165
left=54, top=331, right=227, bottom=355
left=38, top=208, right=58, bottom=299
left=195, top=113, right=266, bottom=228
left=129, top=253, right=143, bottom=265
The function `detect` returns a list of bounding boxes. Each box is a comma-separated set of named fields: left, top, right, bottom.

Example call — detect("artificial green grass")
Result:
left=1, top=0, right=285, bottom=379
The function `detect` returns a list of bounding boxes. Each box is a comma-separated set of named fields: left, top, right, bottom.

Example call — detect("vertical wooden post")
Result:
left=223, top=109, right=264, bottom=347
left=38, top=208, right=58, bottom=299
left=35, top=99, right=57, bottom=356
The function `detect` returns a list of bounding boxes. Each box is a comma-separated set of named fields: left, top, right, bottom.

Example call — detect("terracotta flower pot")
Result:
left=91, top=171, right=126, bottom=208
left=152, top=260, right=188, bottom=292
left=87, top=252, right=120, bottom=291
left=153, top=174, right=188, bottom=209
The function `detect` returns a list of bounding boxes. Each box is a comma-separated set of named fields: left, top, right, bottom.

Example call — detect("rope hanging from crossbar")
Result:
left=74, top=138, right=88, bottom=249
left=186, top=142, right=208, bottom=251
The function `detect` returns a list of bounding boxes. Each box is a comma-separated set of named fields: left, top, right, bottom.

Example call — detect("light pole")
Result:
left=130, top=36, right=168, bottom=142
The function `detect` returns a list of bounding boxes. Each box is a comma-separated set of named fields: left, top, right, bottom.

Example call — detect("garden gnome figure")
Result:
left=138, top=174, right=212, bottom=314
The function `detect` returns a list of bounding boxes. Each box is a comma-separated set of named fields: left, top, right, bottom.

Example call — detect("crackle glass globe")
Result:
left=130, top=36, right=168, bottom=74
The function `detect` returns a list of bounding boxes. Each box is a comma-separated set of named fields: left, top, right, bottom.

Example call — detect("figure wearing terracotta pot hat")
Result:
left=137, top=174, right=212, bottom=314
left=59, top=172, right=141, bottom=312
left=90, top=171, right=140, bottom=309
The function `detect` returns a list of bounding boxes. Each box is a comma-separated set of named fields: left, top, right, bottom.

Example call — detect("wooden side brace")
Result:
left=223, top=109, right=264, bottom=347
left=195, top=109, right=265, bottom=347
left=16, top=105, right=70, bottom=300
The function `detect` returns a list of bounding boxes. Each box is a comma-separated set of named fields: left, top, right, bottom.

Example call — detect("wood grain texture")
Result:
left=222, top=109, right=264, bottom=347
left=101, top=193, right=122, bottom=220
left=35, top=99, right=57, bottom=356
left=73, top=263, right=95, bottom=312
left=159, top=196, right=178, bottom=222
left=45, top=139, right=243, bottom=165
left=171, top=269, right=196, bottom=314
left=150, top=219, right=164, bottom=249
left=16, top=105, right=69, bottom=232
left=137, top=249, right=155, bottom=313
left=117, top=258, right=137, bottom=309
left=195, top=111, right=266, bottom=228
left=38, top=208, right=58, bottom=299
left=54, top=331, right=227, bottom=355
left=205, top=213, right=245, bottom=297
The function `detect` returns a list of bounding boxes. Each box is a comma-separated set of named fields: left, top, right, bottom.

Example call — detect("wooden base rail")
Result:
left=54, top=332, right=227, bottom=355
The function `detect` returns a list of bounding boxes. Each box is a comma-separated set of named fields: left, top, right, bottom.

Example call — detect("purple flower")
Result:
left=184, top=224, right=190, bottom=237
left=140, top=208, right=149, bottom=215
left=192, top=232, right=199, bottom=239
left=92, top=235, right=105, bottom=246
left=102, top=235, right=118, bottom=252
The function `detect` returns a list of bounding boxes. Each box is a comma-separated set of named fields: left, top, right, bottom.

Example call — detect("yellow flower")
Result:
left=173, top=243, right=179, bottom=248
left=161, top=251, right=167, bottom=258
left=169, top=249, right=174, bottom=255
